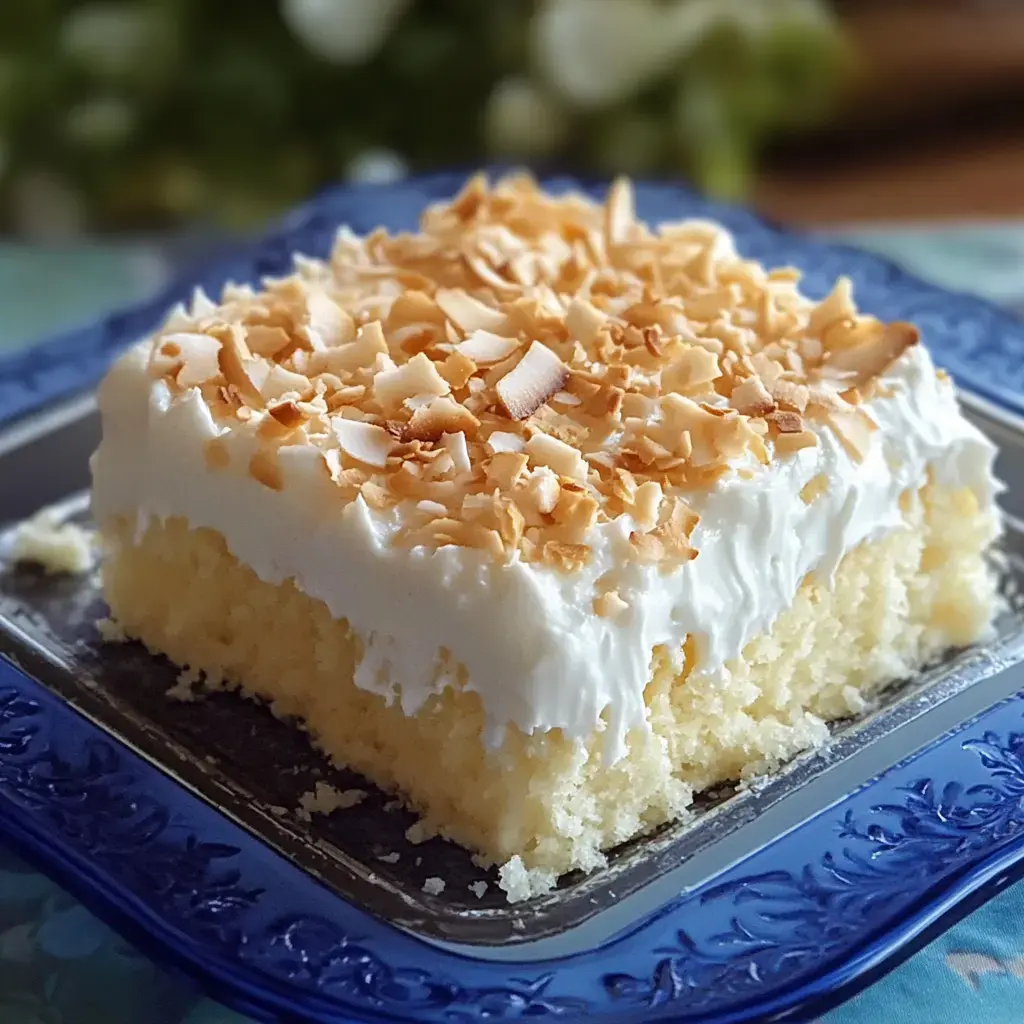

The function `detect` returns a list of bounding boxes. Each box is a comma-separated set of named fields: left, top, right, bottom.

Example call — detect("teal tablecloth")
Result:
left=3, top=224, right=1024, bottom=1023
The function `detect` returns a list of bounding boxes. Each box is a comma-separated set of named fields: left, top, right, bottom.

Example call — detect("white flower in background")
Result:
left=282, top=0, right=410, bottom=65
left=718, top=0, right=833, bottom=38
left=60, top=4, right=160, bottom=79
left=533, top=0, right=673, bottom=110
left=346, top=149, right=408, bottom=185
left=485, top=77, right=568, bottom=158
left=533, top=0, right=830, bottom=110
left=65, top=97, right=135, bottom=148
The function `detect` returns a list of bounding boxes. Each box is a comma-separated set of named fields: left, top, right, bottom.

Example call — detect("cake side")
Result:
left=99, top=475, right=996, bottom=897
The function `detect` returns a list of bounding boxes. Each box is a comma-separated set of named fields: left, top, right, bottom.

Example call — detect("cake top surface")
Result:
left=144, top=173, right=921, bottom=579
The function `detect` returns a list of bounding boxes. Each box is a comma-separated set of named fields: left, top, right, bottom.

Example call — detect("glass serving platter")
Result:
left=3, top=176, right=1024, bottom=1023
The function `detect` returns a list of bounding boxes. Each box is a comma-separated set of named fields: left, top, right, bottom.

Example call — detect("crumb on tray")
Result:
left=96, top=617, right=128, bottom=643
left=9, top=507, right=95, bottom=575
left=166, top=665, right=203, bottom=702
left=498, top=855, right=557, bottom=904
left=296, top=781, right=367, bottom=821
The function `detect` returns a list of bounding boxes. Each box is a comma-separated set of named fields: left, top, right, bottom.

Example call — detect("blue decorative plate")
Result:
left=5, top=175, right=1024, bottom=1024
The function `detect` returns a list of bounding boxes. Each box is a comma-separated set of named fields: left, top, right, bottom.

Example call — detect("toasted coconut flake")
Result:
left=325, top=384, right=367, bottom=411
left=774, top=429, right=817, bottom=454
left=605, top=177, right=634, bottom=247
left=551, top=390, right=582, bottom=408
left=543, top=540, right=590, bottom=573
left=190, top=287, right=218, bottom=318
left=631, top=480, right=663, bottom=532
left=484, top=451, right=530, bottom=489
left=361, top=480, right=392, bottom=510
left=496, top=341, right=569, bottom=420
left=526, top=431, right=587, bottom=482
left=204, top=437, right=230, bottom=470
left=407, top=396, right=480, bottom=442
left=456, top=330, right=520, bottom=365
left=486, top=431, right=525, bottom=454
left=594, top=589, right=629, bottom=619
left=564, top=297, right=607, bottom=345
left=262, top=364, right=313, bottom=401
left=246, top=324, right=293, bottom=358
left=730, top=376, right=776, bottom=417
left=321, top=448, right=344, bottom=484
left=435, top=288, right=506, bottom=333
left=525, top=466, right=561, bottom=515
left=442, top=430, right=472, bottom=473
left=387, top=290, right=446, bottom=329
left=332, top=418, right=396, bottom=468
left=310, top=320, right=388, bottom=375
left=566, top=373, right=602, bottom=401
left=766, top=409, right=804, bottom=433
left=249, top=448, right=283, bottom=491
left=161, top=333, right=222, bottom=387
left=493, top=495, right=526, bottom=551
left=819, top=321, right=919, bottom=387
left=807, top=277, right=855, bottom=337
left=825, top=405, right=877, bottom=462
left=661, top=347, right=721, bottom=394
left=374, top=352, right=451, bottom=413
left=628, top=531, right=663, bottom=563
left=551, top=489, right=599, bottom=542
left=438, top=351, right=478, bottom=389
left=305, top=290, right=354, bottom=349
left=800, top=473, right=829, bottom=504
left=417, top=499, right=449, bottom=518
left=770, top=379, right=809, bottom=412
left=450, top=172, right=488, bottom=220
left=267, top=400, right=306, bottom=430
left=217, top=324, right=263, bottom=405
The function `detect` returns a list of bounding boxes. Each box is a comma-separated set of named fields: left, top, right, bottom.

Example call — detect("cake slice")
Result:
left=90, top=175, right=1001, bottom=901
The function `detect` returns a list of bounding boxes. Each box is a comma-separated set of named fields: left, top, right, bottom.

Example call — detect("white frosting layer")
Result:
left=91, top=342, right=998, bottom=761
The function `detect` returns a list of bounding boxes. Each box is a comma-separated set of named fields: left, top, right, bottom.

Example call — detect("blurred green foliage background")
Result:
left=0, top=1, right=848, bottom=238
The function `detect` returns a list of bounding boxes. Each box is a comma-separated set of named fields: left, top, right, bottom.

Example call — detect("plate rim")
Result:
left=4, top=174, right=1024, bottom=1021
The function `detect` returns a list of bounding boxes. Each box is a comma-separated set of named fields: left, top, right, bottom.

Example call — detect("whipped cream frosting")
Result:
left=91, top=341, right=998, bottom=762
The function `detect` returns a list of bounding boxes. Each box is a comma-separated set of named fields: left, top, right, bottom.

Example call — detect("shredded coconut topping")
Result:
left=143, top=173, right=919, bottom=574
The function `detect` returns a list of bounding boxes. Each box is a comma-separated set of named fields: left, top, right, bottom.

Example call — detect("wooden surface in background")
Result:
left=756, top=133, right=1024, bottom=226
left=755, top=1, right=1024, bottom=226
left=841, top=2, right=1024, bottom=120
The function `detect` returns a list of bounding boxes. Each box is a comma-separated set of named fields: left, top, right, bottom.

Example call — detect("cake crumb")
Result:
left=405, top=820, right=433, bottom=844
left=296, top=782, right=366, bottom=820
left=498, top=855, right=557, bottom=904
left=166, top=665, right=203, bottom=702
left=468, top=880, right=488, bottom=899
left=9, top=508, right=94, bottom=574
left=376, top=851, right=401, bottom=864
left=422, top=877, right=446, bottom=895
left=95, top=617, right=128, bottom=643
